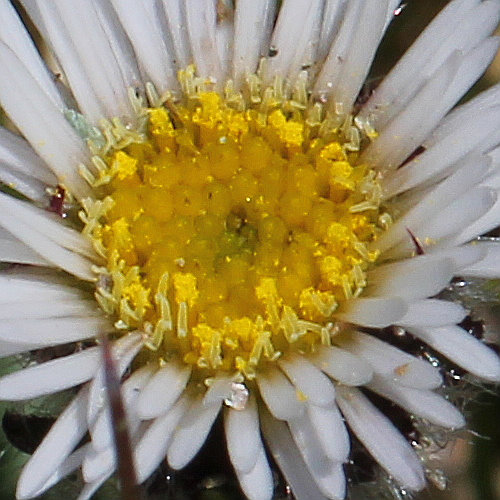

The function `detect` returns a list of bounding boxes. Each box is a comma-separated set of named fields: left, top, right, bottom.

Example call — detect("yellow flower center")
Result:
left=81, top=70, right=385, bottom=379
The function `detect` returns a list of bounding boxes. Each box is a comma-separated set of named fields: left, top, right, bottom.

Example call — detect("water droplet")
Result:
left=224, top=382, right=249, bottom=410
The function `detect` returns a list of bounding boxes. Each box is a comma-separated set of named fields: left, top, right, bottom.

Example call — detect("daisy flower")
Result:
left=0, top=0, right=499, bottom=499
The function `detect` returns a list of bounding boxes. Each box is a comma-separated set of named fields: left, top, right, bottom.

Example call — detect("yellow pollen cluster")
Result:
left=82, top=86, right=383, bottom=378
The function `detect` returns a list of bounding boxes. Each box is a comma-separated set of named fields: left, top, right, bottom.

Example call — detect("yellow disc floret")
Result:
left=81, top=74, right=385, bottom=379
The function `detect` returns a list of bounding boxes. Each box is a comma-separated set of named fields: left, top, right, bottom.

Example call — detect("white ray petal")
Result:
left=379, top=154, right=492, bottom=251
left=336, top=297, right=408, bottom=328
left=307, top=402, right=350, bottom=463
left=409, top=325, right=500, bottom=382
left=336, top=386, right=425, bottom=492
left=36, top=0, right=134, bottom=122
left=0, top=297, right=99, bottom=320
left=0, top=237, right=50, bottom=266
left=261, top=410, right=330, bottom=500
left=91, top=0, right=143, bottom=92
left=0, top=0, right=65, bottom=109
left=335, top=331, right=443, bottom=390
left=278, top=353, right=336, bottom=407
left=167, top=394, right=221, bottom=469
left=0, top=316, right=111, bottom=345
left=426, top=244, right=487, bottom=271
left=359, top=50, right=458, bottom=171
left=76, top=470, right=113, bottom=500
left=137, top=359, right=191, bottom=419
left=0, top=166, right=49, bottom=203
left=29, top=444, right=91, bottom=498
left=16, top=386, right=90, bottom=500
left=86, top=332, right=144, bottom=425
left=0, top=347, right=100, bottom=400
left=0, top=193, right=96, bottom=260
left=81, top=446, right=115, bottom=484
left=110, top=0, right=178, bottom=95
left=0, top=43, right=91, bottom=199
left=316, top=0, right=348, bottom=63
left=160, top=0, right=191, bottom=69
left=365, top=255, right=455, bottom=300
left=0, top=126, right=55, bottom=184
left=232, top=0, right=276, bottom=88
left=462, top=241, right=500, bottom=278
left=357, top=0, right=493, bottom=130
left=264, top=0, right=323, bottom=84
left=314, top=0, right=363, bottom=99
left=134, top=393, right=190, bottom=484
left=90, top=364, right=153, bottom=453
left=185, top=0, right=223, bottom=85
left=224, top=393, right=263, bottom=474
left=398, top=300, right=467, bottom=328
left=368, top=375, right=465, bottom=429
left=386, top=186, right=497, bottom=259
left=327, top=0, right=389, bottom=115
left=384, top=108, right=500, bottom=199
left=256, top=365, right=306, bottom=420
left=288, top=414, right=346, bottom=499
left=237, top=447, right=274, bottom=500
left=309, top=345, right=373, bottom=386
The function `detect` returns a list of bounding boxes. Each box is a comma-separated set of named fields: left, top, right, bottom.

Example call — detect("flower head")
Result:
left=0, top=1, right=499, bottom=499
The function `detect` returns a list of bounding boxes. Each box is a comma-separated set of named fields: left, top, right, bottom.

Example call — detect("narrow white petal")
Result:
left=81, top=446, right=115, bottom=484
left=110, top=0, right=178, bottom=94
left=36, top=0, right=134, bottom=122
left=134, top=393, right=190, bottom=484
left=0, top=126, right=56, bottom=184
left=288, top=414, right=346, bottom=499
left=336, top=386, right=425, bottom=491
left=336, top=297, right=408, bottom=328
left=357, top=0, right=493, bottom=130
left=0, top=317, right=111, bottom=345
left=384, top=109, right=500, bottom=199
left=0, top=237, right=50, bottom=266
left=317, top=0, right=366, bottom=101
left=0, top=193, right=96, bottom=260
left=278, top=353, right=336, bottom=407
left=368, top=375, right=465, bottom=429
left=17, top=386, right=90, bottom=500
left=462, top=241, right=500, bottom=278
left=185, top=0, right=223, bottom=85
left=236, top=448, right=274, bottom=500
left=0, top=346, right=100, bottom=400
left=316, top=0, right=348, bottom=63
left=86, top=332, right=144, bottom=425
left=409, top=325, right=500, bottom=382
left=0, top=43, right=91, bottom=200
left=427, top=244, right=487, bottom=271
left=232, top=0, right=276, bottom=87
left=137, top=359, right=191, bottom=419
left=29, top=444, right=90, bottom=498
left=161, top=0, right=191, bottom=69
left=335, top=331, right=443, bottom=390
left=0, top=297, right=99, bottom=320
left=398, top=299, right=467, bottom=328
left=379, top=154, right=492, bottom=251
left=0, top=213, right=95, bottom=280
left=365, top=255, right=455, bottom=300
left=167, top=394, right=221, bottom=469
left=0, top=0, right=65, bottom=109
left=307, top=402, right=350, bottom=463
left=91, top=0, right=143, bottom=92
left=261, top=409, right=330, bottom=500
left=225, top=394, right=263, bottom=474
left=328, top=0, right=389, bottom=115
left=265, top=0, right=323, bottom=83
left=256, top=365, right=306, bottom=420
left=360, top=50, right=458, bottom=170
left=90, top=364, right=153, bottom=453
left=76, top=471, right=112, bottom=500
left=309, top=345, right=373, bottom=386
